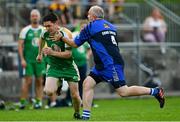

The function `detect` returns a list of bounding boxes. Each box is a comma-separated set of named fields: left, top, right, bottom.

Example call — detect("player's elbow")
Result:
left=63, top=51, right=72, bottom=59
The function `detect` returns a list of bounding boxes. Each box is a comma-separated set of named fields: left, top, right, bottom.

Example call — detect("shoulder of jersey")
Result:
left=21, top=25, right=31, bottom=32
left=41, top=27, right=48, bottom=35
left=39, top=25, right=44, bottom=29
left=60, top=27, right=72, bottom=38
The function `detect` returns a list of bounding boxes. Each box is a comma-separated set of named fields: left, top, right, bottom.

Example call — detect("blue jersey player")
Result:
left=57, top=5, right=165, bottom=120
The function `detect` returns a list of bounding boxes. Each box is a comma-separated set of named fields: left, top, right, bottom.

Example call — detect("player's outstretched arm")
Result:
left=36, top=38, right=44, bottom=62
left=50, top=30, right=78, bottom=48
left=62, top=37, right=78, bottom=48
left=57, top=32, right=78, bottom=48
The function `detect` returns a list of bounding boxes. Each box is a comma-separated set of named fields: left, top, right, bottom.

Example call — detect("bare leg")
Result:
left=21, top=76, right=32, bottom=99
left=19, top=76, right=32, bottom=108
left=116, top=85, right=151, bottom=97
left=44, top=77, right=58, bottom=96
left=82, top=76, right=96, bottom=120
left=68, top=82, right=81, bottom=113
left=35, top=77, right=43, bottom=100
left=49, top=93, right=57, bottom=107
left=116, top=85, right=165, bottom=108
left=50, top=93, right=57, bottom=103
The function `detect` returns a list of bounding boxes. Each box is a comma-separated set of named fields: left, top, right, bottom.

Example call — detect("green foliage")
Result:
left=0, top=97, right=180, bottom=121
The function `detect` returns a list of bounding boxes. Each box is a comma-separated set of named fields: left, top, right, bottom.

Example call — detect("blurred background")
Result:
left=0, top=0, right=180, bottom=101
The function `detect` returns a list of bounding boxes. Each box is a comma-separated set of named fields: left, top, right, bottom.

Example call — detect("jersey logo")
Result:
left=45, top=37, right=50, bottom=41
left=51, top=44, right=61, bottom=52
left=32, top=37, right=39, bottom=47
left=104, top=23, right=110, bottom=28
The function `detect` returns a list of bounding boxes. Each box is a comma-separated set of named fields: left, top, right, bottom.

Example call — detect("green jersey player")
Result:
left=18, top=9, right=44, bottom=109
left=36, top=13, right=81, bottom=119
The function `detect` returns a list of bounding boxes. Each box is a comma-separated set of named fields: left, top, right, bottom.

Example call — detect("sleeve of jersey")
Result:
left=19, top=29, right=26, bottom=40
left=63, top=31, right=72, bottom=50
left=74, top=26, right=91, bottom=46
left=40, top=28, right=46, bottom=40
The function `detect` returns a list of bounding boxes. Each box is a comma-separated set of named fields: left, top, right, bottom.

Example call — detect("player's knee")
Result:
left=71, top=91, right=80, bottom=100
left=25, top=80, right=32, bottom=86
left=44, top=91, right=53, bottom=96
left=119, top=92, right=128, bottom=97
left=43, top=89, right=53, bottom=96
left=83, top=82, right=92, bottom=92
left=116, top=85, right=130, bottom=97
left=118, top=91, right=129, bottom=97
left=36, top=79, right=43, bottom=86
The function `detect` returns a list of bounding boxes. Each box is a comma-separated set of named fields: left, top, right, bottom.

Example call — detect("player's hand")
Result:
left=49, top=31, right=63, bottom=41
left=43, top=47, right=53, bottom=55
left=21, top=59, right=26, bottom=68
left=36, top=54, right=43, bottom=62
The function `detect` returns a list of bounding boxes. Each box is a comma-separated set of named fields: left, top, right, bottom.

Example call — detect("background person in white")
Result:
left=143, top=8, right=167, bottom=43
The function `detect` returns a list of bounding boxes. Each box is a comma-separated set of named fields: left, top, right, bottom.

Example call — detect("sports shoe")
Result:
left=19, top=104, right=26, bottom=109
left=19, top=99, right=27, bottom=110
left=0, top=100, right=5, bottom=110
left=56, top=84, right=62, bottom=96
left=155, top=88, right=165, bottom=108
left=33, top=103, right=42, bottom=109
left=73, top=113, right=82, bottom=120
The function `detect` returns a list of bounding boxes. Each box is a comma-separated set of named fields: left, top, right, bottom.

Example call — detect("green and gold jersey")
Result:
left=19, top=25, right=44, bottom=62
left=41, top=27, right=79, bottom=80
left=41, top=27, right=74, bottom=68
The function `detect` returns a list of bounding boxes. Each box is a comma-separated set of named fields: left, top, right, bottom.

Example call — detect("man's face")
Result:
left=87, top=9, right=94, bottom=22
left=30, top=13, right=40, bottom=24
left=43, top=21, right=57, bottom=34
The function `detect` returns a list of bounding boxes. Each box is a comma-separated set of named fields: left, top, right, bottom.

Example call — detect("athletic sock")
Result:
left=82, top=110, right=90, bottom=120
left=19, top=99, right=27, bottom=109
left=150, top=88, right=159, bottom=96
left=20, top=99, right=27, bottom=106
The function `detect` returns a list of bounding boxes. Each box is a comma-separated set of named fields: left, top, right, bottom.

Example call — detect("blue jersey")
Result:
left=75, top=19, right=124, bottom=71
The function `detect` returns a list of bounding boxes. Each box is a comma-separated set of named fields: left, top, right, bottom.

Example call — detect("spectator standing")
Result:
left=18, top=9, right=44, bottom=109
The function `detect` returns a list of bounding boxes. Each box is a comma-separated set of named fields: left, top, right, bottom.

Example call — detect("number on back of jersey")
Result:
left=111, top=35, right=117, bottom=46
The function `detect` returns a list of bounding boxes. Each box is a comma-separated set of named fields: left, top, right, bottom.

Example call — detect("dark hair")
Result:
left=42, top=13, right=58, bottom=23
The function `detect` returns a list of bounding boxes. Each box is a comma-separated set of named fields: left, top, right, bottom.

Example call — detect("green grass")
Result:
left=0, top=96, right=180, bottom=121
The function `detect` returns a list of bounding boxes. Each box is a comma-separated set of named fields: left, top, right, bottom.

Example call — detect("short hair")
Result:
left=89, top=5, right=104, bottom=19
left=30, top=9, right=41, bottom=18
left=42, top=13, right=58, bottom=23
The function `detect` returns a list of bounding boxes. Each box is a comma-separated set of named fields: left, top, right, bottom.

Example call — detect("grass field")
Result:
left=0, top=96, right=180, bottom=121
